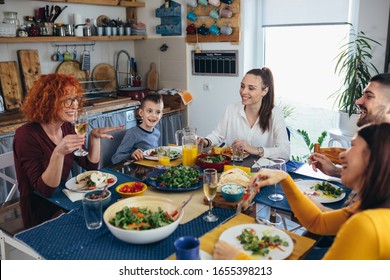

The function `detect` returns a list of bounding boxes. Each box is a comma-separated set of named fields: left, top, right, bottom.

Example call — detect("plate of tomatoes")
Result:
left=116, top=181, right=147, bottom=198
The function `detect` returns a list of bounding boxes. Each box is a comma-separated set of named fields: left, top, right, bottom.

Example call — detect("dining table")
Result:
left=8, top=154, right=351, bottom=260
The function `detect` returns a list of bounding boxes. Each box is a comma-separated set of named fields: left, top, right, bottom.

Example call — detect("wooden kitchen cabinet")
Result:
left=0, top=0, right=146, bottom=43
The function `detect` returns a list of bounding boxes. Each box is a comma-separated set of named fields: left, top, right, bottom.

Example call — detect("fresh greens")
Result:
left=149, top=147, right=181, bottom=159
left=237, top=228, right=289, bottom=256
left=199, top=154, right=227, bottom=163
left=150, top=166, right=201, bottom=189
left=310, top=181, right=344, bottom=198
left=109, top=206, right=173, bottom=230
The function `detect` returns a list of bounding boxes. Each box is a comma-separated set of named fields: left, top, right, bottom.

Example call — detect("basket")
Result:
left=0, top=23, right=16, bottom=37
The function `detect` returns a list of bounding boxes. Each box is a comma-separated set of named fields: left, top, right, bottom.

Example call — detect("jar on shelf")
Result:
left=3, top=11, right=20, bottom=26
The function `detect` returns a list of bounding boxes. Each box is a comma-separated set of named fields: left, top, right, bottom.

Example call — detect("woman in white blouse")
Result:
left=199, top=67, right=290, bottom=161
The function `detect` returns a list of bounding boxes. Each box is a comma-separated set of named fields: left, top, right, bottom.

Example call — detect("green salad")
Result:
left=310, top=181, right=344, bottom=198
left=199, top=154, right=227, bottom=163
left=109, top=206, right=173, bottom=230
left=237, top=228, right=289, bottom=256
left=150, top=166, right=201, bottom=189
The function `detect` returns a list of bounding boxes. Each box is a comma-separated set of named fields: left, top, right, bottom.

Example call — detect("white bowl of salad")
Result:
left=103, top=195, right=184, bottom=244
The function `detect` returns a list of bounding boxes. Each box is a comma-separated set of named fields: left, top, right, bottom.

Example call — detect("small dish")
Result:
left=221, top=184, right=245, bottom=202
left=116, top=181, right=147, bottom=198
left=84, top=189, right=111, bottom=209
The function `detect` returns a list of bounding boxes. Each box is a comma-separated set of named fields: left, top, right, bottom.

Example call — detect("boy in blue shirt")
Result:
left=111, top=93, right=164, bottom=164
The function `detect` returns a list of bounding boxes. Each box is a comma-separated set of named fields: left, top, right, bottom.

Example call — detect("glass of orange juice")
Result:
left=182, top=144, right=198, bottom=166
left=158, top=147, right=171, bottom=167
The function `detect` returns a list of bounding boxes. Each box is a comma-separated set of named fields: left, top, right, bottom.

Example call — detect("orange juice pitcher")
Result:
left=175, top=127, right=198, bottom=166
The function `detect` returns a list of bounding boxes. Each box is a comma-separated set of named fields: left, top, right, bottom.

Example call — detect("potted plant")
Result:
left=331, top=26, right=381, bottom=136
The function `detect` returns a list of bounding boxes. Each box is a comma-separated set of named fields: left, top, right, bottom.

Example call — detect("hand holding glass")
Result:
left=74, top=108, right=89, bottom=156
left=203, top=168, right=218, bottom=222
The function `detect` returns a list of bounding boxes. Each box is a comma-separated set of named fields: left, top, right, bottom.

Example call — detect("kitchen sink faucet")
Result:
left=115, top=49, right=133, bottom=88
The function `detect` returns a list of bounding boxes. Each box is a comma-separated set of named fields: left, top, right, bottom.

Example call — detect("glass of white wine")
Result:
left=203, top=168, right=218, bottom=222
left=73, top=108, right=89, bottom=157
left=267, top=158, right=286, bottom=201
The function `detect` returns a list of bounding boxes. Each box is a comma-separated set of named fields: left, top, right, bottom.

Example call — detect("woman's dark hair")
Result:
left=358, top=122, right=390, bottom=210
left=141, top=92, right=163, bottom=108
left=245, top=67, right=275, bottom=132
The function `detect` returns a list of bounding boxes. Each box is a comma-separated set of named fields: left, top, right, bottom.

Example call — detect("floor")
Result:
left=0, top=199, right=36, bottom=260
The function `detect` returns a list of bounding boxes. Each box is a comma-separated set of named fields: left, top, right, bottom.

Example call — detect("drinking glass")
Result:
left=267, top=158, right=286, bottom=201
left=203, top=168, right=218, bottom=222
left=73, top=108, right=89, bottom=156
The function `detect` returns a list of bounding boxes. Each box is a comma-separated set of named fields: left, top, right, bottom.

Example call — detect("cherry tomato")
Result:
left=107, top=178, right=115, bottom=184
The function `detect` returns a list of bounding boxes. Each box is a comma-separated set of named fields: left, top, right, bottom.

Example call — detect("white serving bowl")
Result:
left=103, top=195, right=184, bottom=244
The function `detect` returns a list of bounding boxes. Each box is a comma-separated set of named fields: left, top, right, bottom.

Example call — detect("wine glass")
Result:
left=203, top=168, right=218, bottom=222
left=73, top=108, right=89, bottom=156
left=267, top=158, right=286, bottom=201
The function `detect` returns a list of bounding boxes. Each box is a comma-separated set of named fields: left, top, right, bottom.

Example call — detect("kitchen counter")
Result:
left=0, top=96, right=140, bottom=135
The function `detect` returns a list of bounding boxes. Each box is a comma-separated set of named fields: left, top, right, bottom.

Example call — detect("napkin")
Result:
left=252, top=158, right=278, bottom=169
left=291, top=163, right=342, bottom=183
left=62, top=189, right=84, bottom=202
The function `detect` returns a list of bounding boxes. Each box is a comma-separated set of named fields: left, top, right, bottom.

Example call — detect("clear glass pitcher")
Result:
left=175, top=127, right=198, bottom=166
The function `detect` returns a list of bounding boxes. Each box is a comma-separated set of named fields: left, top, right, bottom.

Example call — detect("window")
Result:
left=264, top=24, right=350, bottom=158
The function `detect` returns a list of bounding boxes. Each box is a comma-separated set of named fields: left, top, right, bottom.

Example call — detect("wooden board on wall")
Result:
left=17, top=49, right=42, bottom=95
left=0, top=61, right=24, bottom=111
left=186, top=0, right=240, bottom=43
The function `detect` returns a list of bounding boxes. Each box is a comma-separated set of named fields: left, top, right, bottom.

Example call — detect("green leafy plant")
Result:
left=291, top=130, right=327, bottom=162
left=331, top=26, right=381, bottom=116
left=277, top=100, right=295, bottom=119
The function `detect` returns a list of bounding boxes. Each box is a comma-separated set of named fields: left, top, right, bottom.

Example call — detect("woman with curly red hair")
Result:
left=13, top=74, right=123, bottom=229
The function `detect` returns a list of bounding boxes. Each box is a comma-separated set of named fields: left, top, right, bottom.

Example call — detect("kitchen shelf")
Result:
left=38, top=0, right=145, bottom=7
left=0, top=35, right=146, bottom=43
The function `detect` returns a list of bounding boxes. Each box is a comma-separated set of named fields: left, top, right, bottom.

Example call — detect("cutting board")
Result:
left=147, top=62, right=159, bottom=91
left=55, top=60, right=89, bottom=89
left=0, top=61, right=24, bottom=111
left=17, top=49, right=42, bottom=95
left=91, top=63, right=116, bottom=91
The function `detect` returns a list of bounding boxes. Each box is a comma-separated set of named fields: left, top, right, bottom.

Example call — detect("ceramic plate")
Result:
left=295, top=179, right=346, bottom=203
left=145, top=167, right=202, bottom=192
left=143, top=146, right=182, bottom=161
left=65, top=172, right=117, bottom=193
left=219, top=224, right=294, bottom=260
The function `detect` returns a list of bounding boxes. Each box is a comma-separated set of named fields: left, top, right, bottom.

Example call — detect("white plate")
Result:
left=220, top=224, right=294, bottom=260
left=295, top=179, right=346, bottom=203
left=65, top=172, right=117, bottom=193
left=143, top=146, right=182, bottom=161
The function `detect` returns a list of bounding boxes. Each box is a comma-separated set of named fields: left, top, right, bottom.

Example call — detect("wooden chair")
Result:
left=0, top=151, right=18, bottom=204
left=313, top=143, right=346, bottom=165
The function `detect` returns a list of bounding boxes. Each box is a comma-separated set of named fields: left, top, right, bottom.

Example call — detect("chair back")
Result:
left=313, top=143, right=346, bottom=165
left=99, top=129, right=127, bottom=168
left=0, top=151, right=18, bottom=204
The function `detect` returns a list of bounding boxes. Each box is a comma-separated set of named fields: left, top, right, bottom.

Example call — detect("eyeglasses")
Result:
left=63, top=97, right=82, bottom=108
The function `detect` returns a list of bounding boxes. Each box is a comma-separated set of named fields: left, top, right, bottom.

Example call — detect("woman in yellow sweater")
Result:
left=214, top=122, right=390, bottom=260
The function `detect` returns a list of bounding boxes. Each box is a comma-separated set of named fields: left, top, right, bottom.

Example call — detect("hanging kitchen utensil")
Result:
left=81, top=49, right=90, bottom=71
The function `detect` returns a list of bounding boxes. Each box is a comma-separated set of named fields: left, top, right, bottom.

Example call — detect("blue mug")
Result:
left=187, top=11, right=198, bottom=22
left=209, top=24, right=220, bottom=35
left=174, top=236, right=200, bottom=260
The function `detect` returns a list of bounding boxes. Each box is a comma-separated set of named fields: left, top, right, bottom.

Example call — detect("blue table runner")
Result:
left=15, top=207, right=235, bottom=260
